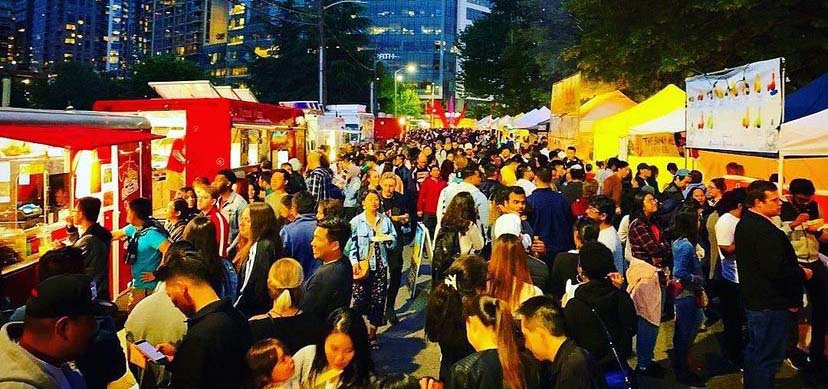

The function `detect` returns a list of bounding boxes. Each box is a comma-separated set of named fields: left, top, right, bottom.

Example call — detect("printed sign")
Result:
left=685, top=58, right=784, bottom=153
left=407, top=222, right=432, bottom=300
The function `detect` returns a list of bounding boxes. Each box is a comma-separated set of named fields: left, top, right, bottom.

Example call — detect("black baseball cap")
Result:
left=26, top=274, right=115, bottom=318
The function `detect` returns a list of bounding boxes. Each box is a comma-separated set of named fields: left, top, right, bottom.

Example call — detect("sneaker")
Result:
left=635, top=363, right=665, bottom=379
left=786, top=353, right=815, bottom=371
left=675, top=370, right=707, bottom=387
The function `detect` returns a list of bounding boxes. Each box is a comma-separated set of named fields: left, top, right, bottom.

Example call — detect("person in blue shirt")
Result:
left=112, top=197, right=170, bottom=310
left=527, top=166, right=574, bottom=265
left=280, top=191, right=319, bottom=276
left=670, top=205, right=707, bottom=386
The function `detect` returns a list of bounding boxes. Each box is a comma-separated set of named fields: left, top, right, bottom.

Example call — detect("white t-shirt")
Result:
left=715, top=212, right=740, bottom=283
left=598, top=226, right=625, bottom=273
left=516, top=178, right=537, bottom=197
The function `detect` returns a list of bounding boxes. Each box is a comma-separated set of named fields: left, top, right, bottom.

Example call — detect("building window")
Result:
left=65, top=23, right=76, bottom=30
left=231, top=66, right=247, bottom=76
left=64, top=38, right=75, bottom=44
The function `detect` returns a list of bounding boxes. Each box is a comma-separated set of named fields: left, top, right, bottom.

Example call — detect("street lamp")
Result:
left=318, top=0, right=366, bottom=110
left=394, top=63, right=417, bottom=117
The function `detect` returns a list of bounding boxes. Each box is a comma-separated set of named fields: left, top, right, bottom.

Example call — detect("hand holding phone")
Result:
left=135, top=340, right=168, bottom=364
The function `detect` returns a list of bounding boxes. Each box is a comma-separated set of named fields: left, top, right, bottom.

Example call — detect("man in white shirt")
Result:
left=515, top=163, right=537, bottom=197
left=435, top=163, right=490, bottom=237
left=595, top=158, right=618, bottom=195
left=586, top=195, right=625, bottom=274
left=714, top=188, right=746, bottom=366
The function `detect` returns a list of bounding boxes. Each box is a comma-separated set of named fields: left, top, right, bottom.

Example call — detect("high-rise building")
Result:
left=363, top=0, right=489, bottom=100
left=143, top=0, right=228, bottom=64
left=0, top=0, right=13, bottom=70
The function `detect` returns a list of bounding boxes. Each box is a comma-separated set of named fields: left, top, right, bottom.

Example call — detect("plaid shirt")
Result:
left=628, top=217, right=670, bottom=265
left=305, top=167, right=332, bottom=203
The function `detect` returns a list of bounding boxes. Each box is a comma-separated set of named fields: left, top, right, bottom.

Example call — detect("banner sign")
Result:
left=407, top=222, right=431, bottom=300
left=628, top=132, right=686, bottom=158
left=685, top=58, right=784, bottom=153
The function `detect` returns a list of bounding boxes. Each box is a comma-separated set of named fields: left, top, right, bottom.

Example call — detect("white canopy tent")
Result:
left=629, top=108, right=685, bottom=135
left=513, top=106, right=551, bottom=129
left=779, top=109, right=828, bottom=157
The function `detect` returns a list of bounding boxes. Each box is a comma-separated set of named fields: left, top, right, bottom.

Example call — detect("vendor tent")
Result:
left=779, top=108, right=828, bottom=156
left=629, top=108, right=685, bottom=135
left=514, top=107, right=551, bottom=128
left=579, top=90, right=638, bottom=131
left=593, top=84, right=685, bottom=161
left=785, top=73, right=828, bottom=122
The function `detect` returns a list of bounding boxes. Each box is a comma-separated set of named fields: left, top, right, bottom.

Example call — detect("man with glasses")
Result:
left=586, top=195, right=624, bottom=275
left=65, top=197, right=113, bottom=300
left=779, top=178, right=828, bottom=370
left=735, top=180, right=811, bottom=388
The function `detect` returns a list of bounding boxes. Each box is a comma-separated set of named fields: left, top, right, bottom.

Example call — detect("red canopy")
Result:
left=0, top=125, right=162, bottom=150
left=0, top=108, right=161, bottom=150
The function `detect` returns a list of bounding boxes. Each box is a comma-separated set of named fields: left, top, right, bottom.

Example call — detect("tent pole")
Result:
left=778, top=152, right=785, bottom=196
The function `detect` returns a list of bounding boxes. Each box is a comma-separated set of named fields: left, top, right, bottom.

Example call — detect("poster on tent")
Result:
left=628, top=132, right=685, bottom=157
left=685, top=57, right=784, bottom=153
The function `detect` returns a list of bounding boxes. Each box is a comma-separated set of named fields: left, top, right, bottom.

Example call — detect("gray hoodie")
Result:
left=0, top=322, right=63, bottom=389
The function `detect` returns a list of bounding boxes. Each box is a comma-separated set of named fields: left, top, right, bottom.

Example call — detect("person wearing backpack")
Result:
left=431, top=192, right=484, bottom=288
left=113, top=197, right=171, bottom=310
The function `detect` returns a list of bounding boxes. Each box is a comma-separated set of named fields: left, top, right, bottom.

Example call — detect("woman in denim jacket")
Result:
left=348, top=189, right=397, bottom=348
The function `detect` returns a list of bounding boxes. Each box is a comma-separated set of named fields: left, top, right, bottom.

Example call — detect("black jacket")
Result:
left=235, top=237, right=280, bottom=317
left=300, top=256, right=353, bottom=321
left=549, top=251, right=578, bottom=300
left=448, top=349, right=539, bottom=389
left=69, top=223, right=113, bottom=300
left=735, top=209, right=805, bottom=311
left=550, top=339, right=607, bottom=389
left=170, top=299, right=252, bottom=389
left=564, top=280, right=637, bottom=371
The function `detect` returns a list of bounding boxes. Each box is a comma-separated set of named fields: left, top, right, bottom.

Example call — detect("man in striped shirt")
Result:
left=195, top=184, right=230, bottom=258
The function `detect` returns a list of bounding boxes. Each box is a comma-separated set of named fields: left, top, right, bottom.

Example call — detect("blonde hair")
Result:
left=267, top=258, right=304, bottom=312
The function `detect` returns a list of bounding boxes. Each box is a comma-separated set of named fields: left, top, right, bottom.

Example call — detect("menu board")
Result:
left=685, top=58, right=784, bottom=153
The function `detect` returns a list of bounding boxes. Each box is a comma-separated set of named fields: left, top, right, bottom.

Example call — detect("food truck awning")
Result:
left=0, top=108, right=162, bottom=150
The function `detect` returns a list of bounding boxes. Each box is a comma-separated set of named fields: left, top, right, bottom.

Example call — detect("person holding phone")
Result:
left=154, top=249, right=252, bottom=389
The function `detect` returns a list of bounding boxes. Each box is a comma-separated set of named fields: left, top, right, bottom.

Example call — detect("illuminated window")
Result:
left=64, top=38, right=75, bottom=44
left=65, top=23, right=76, bottom=30
left=231, top=66, right=248, bottom=76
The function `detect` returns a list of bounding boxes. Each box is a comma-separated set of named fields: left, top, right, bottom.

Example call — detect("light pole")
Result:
left=393, top=63, right=417, bottom=117
left=318, top=0, right=366, bottom=110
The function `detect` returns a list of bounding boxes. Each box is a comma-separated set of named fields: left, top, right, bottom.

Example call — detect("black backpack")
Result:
left=431, top=229, right=460, bottom=284
left=125, top=218, right=169, bottom=265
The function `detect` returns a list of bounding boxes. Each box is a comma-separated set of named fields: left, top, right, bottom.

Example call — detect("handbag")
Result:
left=354, top=241, right=378, bottom=281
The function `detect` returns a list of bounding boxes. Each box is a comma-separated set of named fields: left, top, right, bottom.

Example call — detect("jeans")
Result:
left=385, top=247, right=404, bottom=314
left=744, top=309, right=791, bottom=389
left=796, top=261, right=828, bottom=362
left=636, top=316, right=659, bottom=369
left=718, top=279, right=746, bottom=364
left=673, top=296, right=703, bottom=372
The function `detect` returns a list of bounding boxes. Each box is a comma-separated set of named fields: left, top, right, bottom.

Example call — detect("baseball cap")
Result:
left=464, top=143, right=473, bottom=150
left=675, top=168, right=690, bottom=178
left=493, top=213, right=522, bottom=239
left=26, top=274, right=115, bottom=318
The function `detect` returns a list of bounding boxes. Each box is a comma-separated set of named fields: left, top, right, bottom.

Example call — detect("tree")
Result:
left=128, top=55, right=208, bottom=98
left=564, top=0, right=828, bottom=99
left=459, top=0, right=577, bottom=116
left=28, top=62, right=105, bottom=110
left=375, top=65, right=422, bottom=117
left=249, top=1, right=374, bottom=105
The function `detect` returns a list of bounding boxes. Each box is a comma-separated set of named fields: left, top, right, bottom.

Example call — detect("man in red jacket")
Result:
left=416, top=165, right=445, bottom=236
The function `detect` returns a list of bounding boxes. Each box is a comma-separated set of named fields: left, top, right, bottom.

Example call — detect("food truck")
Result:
left=94, top=81, right=306, bottom=215
left=325, top=104, right=375, bottom=142
left=0, top=108, right=161, bottom=304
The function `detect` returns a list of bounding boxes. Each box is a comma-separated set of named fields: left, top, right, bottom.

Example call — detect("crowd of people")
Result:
left=0, top=128, right=826, bottom=389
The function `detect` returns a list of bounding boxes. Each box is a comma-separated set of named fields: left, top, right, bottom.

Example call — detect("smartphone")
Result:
left=134, top=340, right=168, bottom=363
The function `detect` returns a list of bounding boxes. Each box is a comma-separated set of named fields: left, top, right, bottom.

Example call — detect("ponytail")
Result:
left=492, top=299, right=523, bottom=389
left=464, top=295, right=524, bottom=389
left=273, top=289, right=294, bottom=313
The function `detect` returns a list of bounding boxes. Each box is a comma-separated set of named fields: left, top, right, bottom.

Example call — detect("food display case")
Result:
left=0, top=108, right=160, bottom=304
left=94, top=81, right=306, bottom=215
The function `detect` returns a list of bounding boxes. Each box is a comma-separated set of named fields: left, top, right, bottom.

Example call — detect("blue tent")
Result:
left=786, top=73, right=828, bottom=122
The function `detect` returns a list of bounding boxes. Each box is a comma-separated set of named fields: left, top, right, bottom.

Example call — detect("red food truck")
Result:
left=0, top=108, right=161, bottom=303
left=93, top=81, right=307, bottom=215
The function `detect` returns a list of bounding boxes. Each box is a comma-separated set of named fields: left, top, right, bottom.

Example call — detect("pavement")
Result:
left=374, top=245, right=828, bottom=388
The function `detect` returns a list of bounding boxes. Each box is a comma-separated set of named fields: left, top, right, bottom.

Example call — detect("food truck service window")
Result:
left=140, top=110, right=187, bottom=216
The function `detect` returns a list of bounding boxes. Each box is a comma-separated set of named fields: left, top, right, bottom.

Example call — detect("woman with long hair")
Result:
left=487, top=234, right=542, bottom=312
left=439, top=160, right=455, bottom=183
left=177, top=186, right=198, bottom=221
left=626, top=191, right=669, bottom=378
left=433, top=192, right=485, bottom=285
left=234, top=202, right=285, bottom=317
left=448, top=294, right=538, bottom=389
left=249, top=258, right=325, bottom=354
left=183, top=216, right=238, bottom=300
left=355, top=169, right=382, bottom=215
left=670, top=206, right=707, bottom=385
left=707, top=177, right=725, bottom=207
left=292, top=308, right=374, bottom=388
left=164, top=198, right=189, bottom=243
left=348, top=189, right=397, bottom=348
left=425, top=255, right=487, bottom=381
left=244, top=338, right=298, bottom=389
